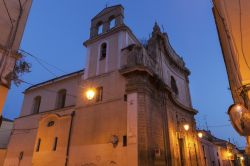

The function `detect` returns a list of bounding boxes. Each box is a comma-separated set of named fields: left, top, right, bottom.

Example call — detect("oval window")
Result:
left=47, top=121, right=55, bottom=127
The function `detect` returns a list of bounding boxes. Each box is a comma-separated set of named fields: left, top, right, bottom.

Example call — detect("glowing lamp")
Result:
left=227, top=152, right=232, bottom=157
left=240, top=156, right=244, bottom=160
left=198, top=132, right=203, bottom=138
left=86, top=88, right=95, bottom=100
left=183, top=124, right=190, bottom=131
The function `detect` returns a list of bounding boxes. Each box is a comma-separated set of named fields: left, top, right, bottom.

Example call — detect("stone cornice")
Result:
left=83, top=25, right=140, bottom=46
left=149, top=33, right=190, bottom=76
left=15, top=105, right=76, bottom=120
left=120, top=66, right=197, bottom=115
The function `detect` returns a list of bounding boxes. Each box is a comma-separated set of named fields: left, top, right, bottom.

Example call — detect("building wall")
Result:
left=20, top=75, right=81, bottom=117
left=213, top=0, right=250, bottom=88
left=84, top=30, right=138, bottom=80
left=0, top=0, right=32, bottom=99
left=158, top=50, right=192, bottom=108
left=32, top=113, right=72, bottom=166
left=0, top=120, right=13, bottom=166
left=70, top=71, right=128, bottom=165
left=4, top=115, right=39, bottom=166
left=0, top=0, right=32, bottom=50
left=213, top=0, right=250, bottom=153
left=0, top=120, right=13, bottom=149
left=167, top=102, right=198, bottom=166
left=0, top=149, right=7, bottom=166
left=4, top=108, right=74, bottom=166
left=4, top=72, right=81, bottom=166
left=199, top=138, right=220, bottom=166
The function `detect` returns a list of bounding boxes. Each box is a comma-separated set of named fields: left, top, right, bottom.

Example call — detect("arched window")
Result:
left=109, top=16, right=116, bottom=29
left=171, top=76, right=179, bottom=95
left=97, top=22, right=103, bottom=35
left=100, top=43, right=107, bottom=60
left=32, top=96, right=41, bottom=114
left=56, top=89, right=67, bottom=109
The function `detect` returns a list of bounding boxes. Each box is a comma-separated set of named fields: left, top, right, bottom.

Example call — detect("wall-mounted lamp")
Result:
left=111, top=135, right=119, bottom=148
left=86, top=88, right=95, bottom=100
left=198, top=132, right=203, bottom=138
left=227, top=152, right=232, bottom=158
left=240, top=156, right=244, bottom=160
left=183, top=124, right=190, bottom=131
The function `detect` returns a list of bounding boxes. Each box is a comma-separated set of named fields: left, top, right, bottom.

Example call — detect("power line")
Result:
left=211, top=0, right=245, bottom=99
left=207, top=124, right=231, bottom=128
left=238, top=0, right=250, bottom=71
left=19, top=49, right=67, bottom=74
left=19, top=49, right=67, bottom=77
left=3, top=0, right=14, bottom=28
left=213, top=0, right=250, bottom=71
left=19, top=50, right=57, bottom=77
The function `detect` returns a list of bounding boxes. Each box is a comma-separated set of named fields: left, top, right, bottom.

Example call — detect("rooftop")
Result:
left=25, top=69, right=84, bottom=93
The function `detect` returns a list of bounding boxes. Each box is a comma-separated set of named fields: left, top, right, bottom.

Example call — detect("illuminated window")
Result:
left=100, top=43, right=107, bottom=60
left=32, top=96, right=41, bottom=114
left=53, top=137, right=58, bottom=151
left=109, top=16, right=116, bottom=29
left=96, top=87, right=103, bottom=102
left=56, top=89, right=66, bottom=109
left=171, top=76, right=179, bottom=95
left=36, top=138, right=41, bottom=152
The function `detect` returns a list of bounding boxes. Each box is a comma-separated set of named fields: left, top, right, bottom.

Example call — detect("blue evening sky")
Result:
left=3, top=0, right=246, bottom=147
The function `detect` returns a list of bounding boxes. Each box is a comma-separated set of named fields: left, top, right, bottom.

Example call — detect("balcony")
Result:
left=120, top=44, right=157, bottom=76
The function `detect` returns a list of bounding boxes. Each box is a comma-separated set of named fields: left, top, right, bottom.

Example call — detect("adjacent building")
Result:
left=0, top=117, right=13, bottom=166
left=0, top=0, right=33, bottom=125
left=198, top=130, right=245, bottom=166
left=212, top=0, right=250, bottom=154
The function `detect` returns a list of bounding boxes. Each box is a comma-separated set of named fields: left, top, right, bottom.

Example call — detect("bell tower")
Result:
left=83, top=5, right=138, bottom=80
left=90, top=5, right=124, bottom=38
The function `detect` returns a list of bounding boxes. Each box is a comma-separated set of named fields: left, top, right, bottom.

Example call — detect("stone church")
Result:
left=4, top=5, right=201, bottom=166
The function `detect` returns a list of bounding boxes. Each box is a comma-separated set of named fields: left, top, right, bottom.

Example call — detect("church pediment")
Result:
left=91, top=5, right=124, bottom=21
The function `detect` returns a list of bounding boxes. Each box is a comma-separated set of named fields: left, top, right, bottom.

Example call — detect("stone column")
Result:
left=127, top=92, right=138, bottom=166
left=116, top=15, right=124, bottom=26
left=103, top=21, right=110, bottom=33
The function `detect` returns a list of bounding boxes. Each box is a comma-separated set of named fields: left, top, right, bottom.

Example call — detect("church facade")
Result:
left=4, top=5, right=203, bottom=166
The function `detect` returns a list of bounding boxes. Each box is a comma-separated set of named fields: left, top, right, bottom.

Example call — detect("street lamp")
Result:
left=183, top=124, right=190, bottom=131
left=198, top=132, right=203, bottom=138
left=86, top=88, right=95, bottom=100
left=240, top=156, right=244, bottom=160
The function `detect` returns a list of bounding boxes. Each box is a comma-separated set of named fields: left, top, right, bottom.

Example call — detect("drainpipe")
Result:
left=65, top=111, right=75, bottom=166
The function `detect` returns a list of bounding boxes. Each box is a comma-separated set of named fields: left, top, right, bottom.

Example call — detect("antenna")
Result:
left=203, top=115, right=209, bottom=131
left=161, top=25, right=165, bottom=32
left=105, top=2, right=109, bottom=8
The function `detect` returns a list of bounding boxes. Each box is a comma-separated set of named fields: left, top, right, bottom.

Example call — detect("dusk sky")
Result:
left=3, top=0, right=246, bottom=147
